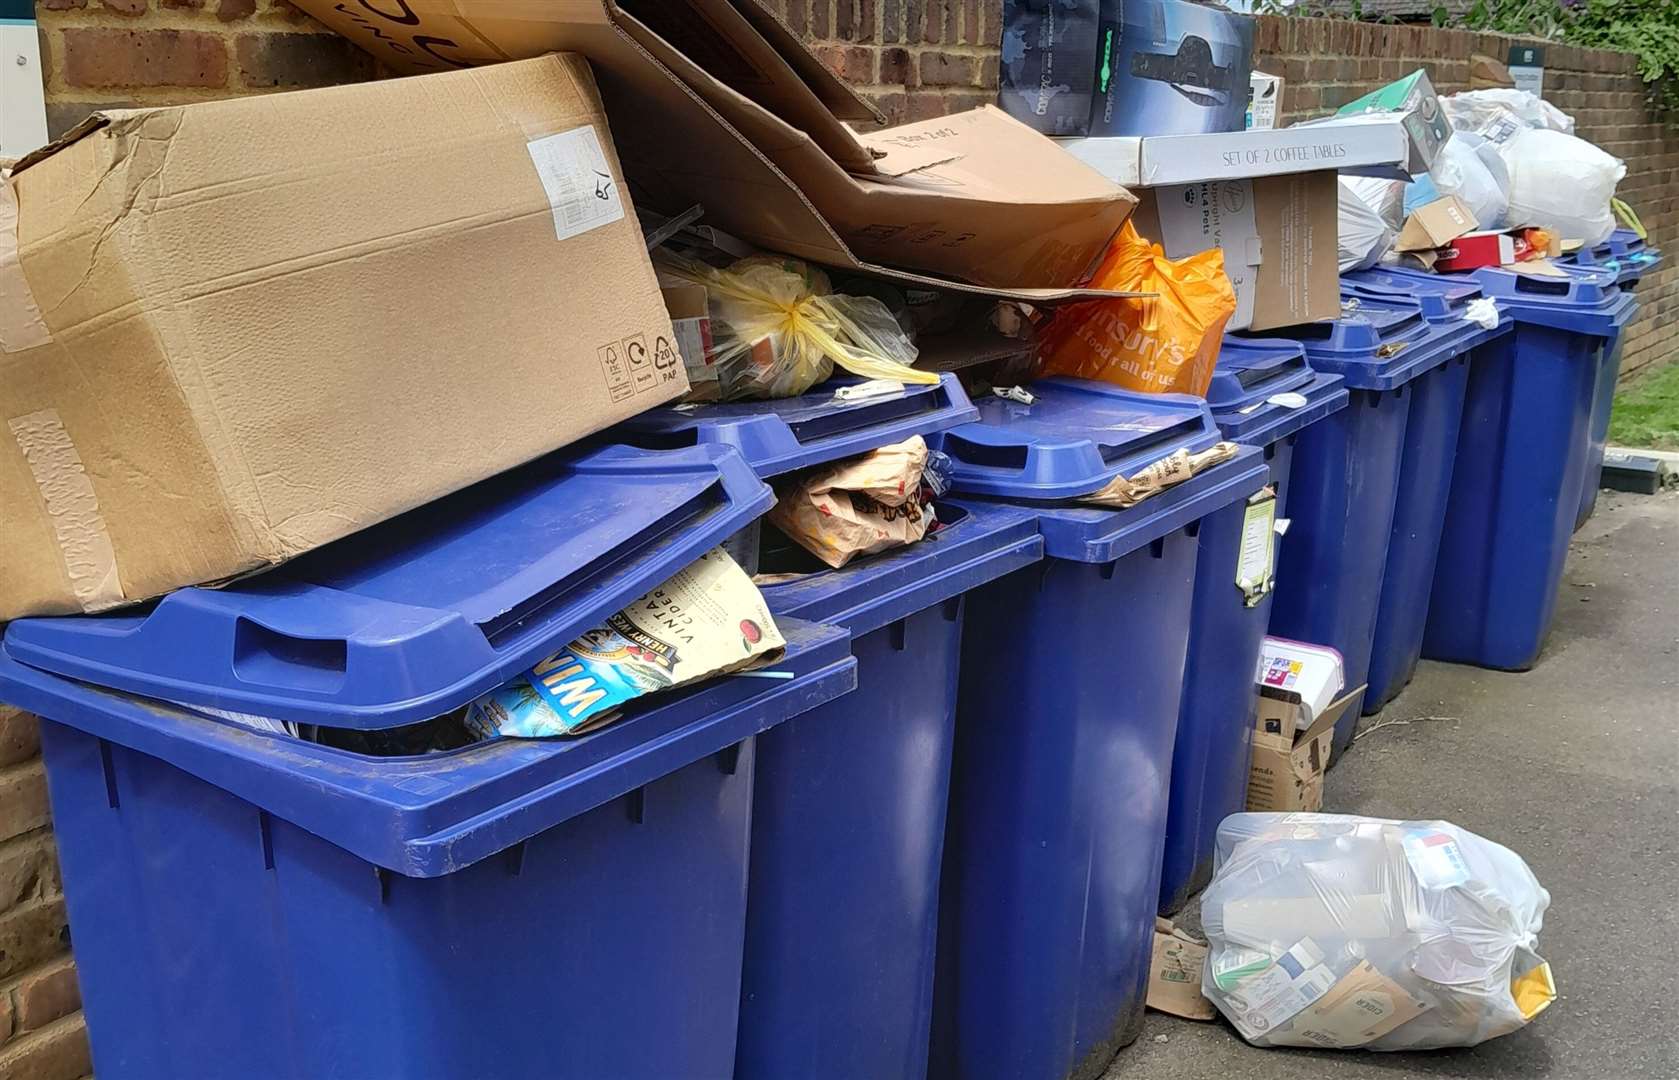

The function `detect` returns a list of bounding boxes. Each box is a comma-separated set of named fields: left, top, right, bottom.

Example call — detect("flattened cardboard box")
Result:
left=1246, top=686, right=1364, bottom=813
left=285, top=0, right=1138, bottom=298
left=1, top=54, right=683, bottom=619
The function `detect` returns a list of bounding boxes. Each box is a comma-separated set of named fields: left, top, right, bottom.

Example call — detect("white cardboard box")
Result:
left=1059, top=117, right=1412, bottom=188
left=1248, top=71, right=1283, bottom=131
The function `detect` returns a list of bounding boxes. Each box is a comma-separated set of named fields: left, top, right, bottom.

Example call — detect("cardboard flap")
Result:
left=10, top=112, right=114, bottom=175
left=1303, top=685, right=1365, bottom=744
left=723, top=0, right=882, bottom=123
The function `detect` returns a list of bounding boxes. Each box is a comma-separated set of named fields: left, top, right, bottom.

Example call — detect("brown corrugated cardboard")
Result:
left=1246, top=686, right=1364, bottom=813
left=285, top=0, right=1138, bottom=298
left=1136, top=171, right=1339, bottom=332
left=1147, top=923, right=1216, bottom=1021
left=1395, top=195, right=1478, bottom=252
left=2, top=54, right=683, bottom=619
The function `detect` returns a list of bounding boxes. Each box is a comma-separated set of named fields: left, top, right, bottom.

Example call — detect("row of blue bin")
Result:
left=0, top=232, right=1654, bottom=1080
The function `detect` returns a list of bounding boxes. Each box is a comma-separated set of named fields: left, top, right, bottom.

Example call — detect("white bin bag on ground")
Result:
left=1200, top=813, right=1557, bottom=1050
left=1501, top=127, right=1625, bottom=246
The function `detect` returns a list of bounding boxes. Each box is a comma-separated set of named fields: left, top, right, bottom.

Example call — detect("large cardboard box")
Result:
left=1, top=54, right=683, bottom=619
left=1134, top=171, right=1339, bottom=331
left=286, top=0, right=1137, bottom=298
left=1059, top=119, right=1414, bottom=188
left=1246, top=687, right=1363, bottom=813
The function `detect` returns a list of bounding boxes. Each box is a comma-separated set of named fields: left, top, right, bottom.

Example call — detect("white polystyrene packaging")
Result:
left=1200, top=813, right=1556, bottom=1051
left=1429, top=133, right=1511, bottom=230
left=1500, top=127, right=1625, bottom=246
left=1337, top=180, right=1395, bottom=271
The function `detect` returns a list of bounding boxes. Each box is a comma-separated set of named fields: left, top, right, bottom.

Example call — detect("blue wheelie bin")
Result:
left=616, top=375, right=1043, bottom=1080
left=924, top=380, right=1268, bottom=1080
left=1244, top=291, right=1483, bottom=754
left=1339, top=270, right=1515, bottom=713
left=1566, top=229, right=1665, bottom=529
left=1157, top=338, right=1349, bottom=914
left=1419, top=267, right=1639, bottom=670
left=0, top=444, right=860, bottom=1080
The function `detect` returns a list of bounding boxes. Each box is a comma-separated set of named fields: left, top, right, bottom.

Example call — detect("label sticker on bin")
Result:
left=3, top=444, right=782, bottom=728
left=613, top=373, right=977, bottom=478
left=1237, top=492, right=1277, bottom=606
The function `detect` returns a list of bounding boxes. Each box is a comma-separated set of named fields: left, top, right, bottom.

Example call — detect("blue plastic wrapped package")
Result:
left=1201, top=813, right=1556, bottom=1051
left=468, top=548, right=785, bottom=737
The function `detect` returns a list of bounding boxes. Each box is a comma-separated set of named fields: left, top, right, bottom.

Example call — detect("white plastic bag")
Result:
left=1442, top=89, right=1575, bottom=136
left=1501, top=127, right=1625, bottom=246
left=1200, top=813, right=1556, bottom=1051
left=1337, top=180, right=1395, bottom=271
left=1428, top=133, right=1510, bottom=230
left=1342, top=175, right=1406, bottom=232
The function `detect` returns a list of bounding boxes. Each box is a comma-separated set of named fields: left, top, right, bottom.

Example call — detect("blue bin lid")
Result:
left=611, top=374, right=978, bottom=478
left=932, top=378, right=1222, bottom=501
left=1340, top=267, right=1483, bottom=323
left=1207, top=337, right=1351, bottom=447
left=1467, top=266, right=1639, bottom=338
left=758, top=499, right=1041, bottom=638
left=3, top=444, right=777, bottom=729
left=1566, top=229, right=1662, bottom=285
left=0, top=619, right=856, bottom=877
left=929, top=378, right=1269, bottom=563
left=1242, top=293, right=1478, bottom=390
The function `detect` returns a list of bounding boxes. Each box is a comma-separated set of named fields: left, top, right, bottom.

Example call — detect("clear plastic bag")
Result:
left=1200, top=813, right=1555, bottom=1051
left=1441, top=89, right=1575, bottom=137
left=1427, top=132, right=1511, bottom=230
left=657, top=252, right=936, bottom=401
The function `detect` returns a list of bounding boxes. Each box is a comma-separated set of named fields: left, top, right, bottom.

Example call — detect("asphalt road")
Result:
left=1104, top=489, right=1679, bottom=1080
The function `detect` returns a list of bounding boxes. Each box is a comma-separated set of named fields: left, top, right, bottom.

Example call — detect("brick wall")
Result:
left=0, top=708, right=83, bottom=1080
left=10, top=4, right=1674, bottom=1072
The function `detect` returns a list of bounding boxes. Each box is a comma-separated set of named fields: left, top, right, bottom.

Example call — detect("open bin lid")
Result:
left=1464, top=266, right=1638, bottom=338
left=0, top=619, right=856, bottom=877
left=4, top=444, right=778, bottom=729
left=611, top=374, right=979, bottom=477
left=1207, top=338, right=1351, bottom=447
left=929, top=378, right=1269, bottom=564
left=1241, top=293, right=1479, bottom=391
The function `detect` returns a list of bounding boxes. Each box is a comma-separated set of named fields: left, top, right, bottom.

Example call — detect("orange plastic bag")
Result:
left=1037, top=221, right=1237, bottom=397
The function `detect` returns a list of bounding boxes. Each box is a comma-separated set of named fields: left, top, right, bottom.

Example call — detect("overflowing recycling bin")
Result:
left=1157, top=337, right=1349, bottom=914
left=1417, top=267, right=1639, bottom=670
left=1243, top=288, right=1486, bottom=752
left=0, top=444, right=860, bottom=1080
left=616, top=375, right=1041, bottom=1080
left=924, top=380, right=1267, bottom=1080
left=1564, top=229, right=1665, bottom=529
left=1339, top=269, right=1515, bottom=713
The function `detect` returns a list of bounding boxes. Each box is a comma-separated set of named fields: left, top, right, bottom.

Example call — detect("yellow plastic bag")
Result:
left=658, top=253, right=937, bottom=401
left=1037, top=222, right=1237, bottom=397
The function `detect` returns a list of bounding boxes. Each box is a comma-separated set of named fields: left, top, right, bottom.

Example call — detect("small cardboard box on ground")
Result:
left=1247, top=638, right=1364, bottom=812
left=288, top=0, right=1138, bottom=298
left=1, top=54, right=683, bottom=620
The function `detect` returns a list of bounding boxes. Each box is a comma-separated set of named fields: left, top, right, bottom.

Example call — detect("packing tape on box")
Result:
left=8, top=409, right=124, bottom=610
left=0, top=181, right=52, bottom=353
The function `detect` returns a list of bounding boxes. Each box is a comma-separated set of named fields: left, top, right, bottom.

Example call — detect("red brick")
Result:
left=786, top=0, right=807, bottom=36
left=63, top=29, right=228, bottom=89
left=812, top=0, right=830, bottom=38
left=922, top=0, right=955, bottom=44
left=235, top=32, right=377, bottom=88
left=919, top=50, right=975, bottom=87
left=38, top=0, right=85, bottom=11
left=0, top=1014, right=90, bottom=1080
left=960, top=0, right=979, bottom=45
left=12, top=960, right=80, bottom=1034
left=879, top=45, right=912, bottom=86
left=218, top=0, right=255, bottom=19
left=880, top=0, right=901, bottom=42
left=834, top=0, right=854, bottom=41
left=0, top=834, right=59, bottom=911
left=0, top=715, right=37, bottom=775
left=0, top=766, right=47, bottom=847
left=815, top=43, right=874, bottom=83
left=0, top=898, right=68, bottom=983
left=98, top=0, right=147, bottom=14
left=978, top=52, right=997, bottom=91
left=866, top=89, right=907, bottom=124
left=905, top=88, right=951, bottom=121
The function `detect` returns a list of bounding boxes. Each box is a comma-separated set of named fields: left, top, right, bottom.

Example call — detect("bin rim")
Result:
left=4, top=619, right=856, bottom=878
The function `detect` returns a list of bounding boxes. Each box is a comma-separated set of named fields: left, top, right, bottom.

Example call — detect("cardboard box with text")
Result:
left=1, top=55, right=683, bottom=619
left=1247, top=686, right=1364, bottom=813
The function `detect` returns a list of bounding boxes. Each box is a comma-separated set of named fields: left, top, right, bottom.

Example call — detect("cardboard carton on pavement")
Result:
left=1, top=54, right=683, bottom=619
left=287, top=0, right=1139, bottom=297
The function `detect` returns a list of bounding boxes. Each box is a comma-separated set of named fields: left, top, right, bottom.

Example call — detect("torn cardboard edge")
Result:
left=1394, top=195, right=1477, bottom=252
left=1247, top=685, right=1365, bottom=813
left=285, top=0, right=1139, bottom=302
left=1148, top=921, right=1216, bottom=1021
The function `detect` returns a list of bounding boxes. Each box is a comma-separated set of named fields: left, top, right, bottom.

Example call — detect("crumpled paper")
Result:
left=1465, top=296, right=1500, bottom=329
left=1079, top=442, right=1241, bottom=510
left=769, top=436, right=935, bottom=569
